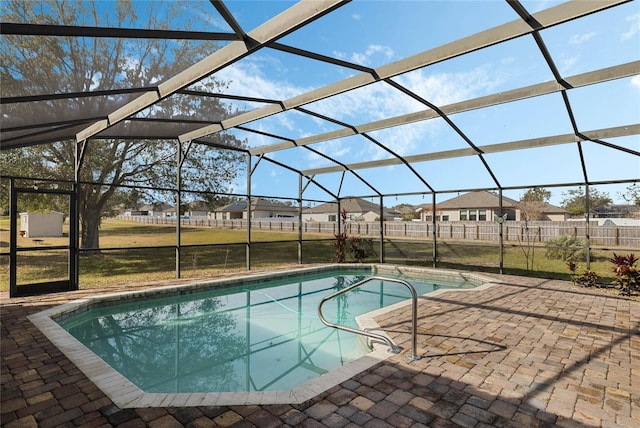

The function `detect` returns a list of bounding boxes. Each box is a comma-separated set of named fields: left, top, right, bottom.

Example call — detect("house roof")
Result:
left=139, top=202, right=172, bottom=212
left=434, top=191, right=520, bottom=210
left=305, top=198, right=398, bottom=217
left=418, top=191, right=567, bottom=213
left=218, top=198, right=298, bottom=213
left=539, top=203, right=569, bottom=214
left=186, top=201, right=210, bottom=211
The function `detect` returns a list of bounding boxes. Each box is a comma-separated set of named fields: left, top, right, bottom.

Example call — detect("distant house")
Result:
left=592, top=204, right=639, bottom=219
left=302, top=198, right=399, bottom=222
left=161, top=205, right=179, bottom=217
left=415, top=191, right=568, bottom=222
left=209, top=198, right=299, bottom=220
left=124, top=202, right=173, bottom=217
left=185, top=201, right=210, bottom=217
left=146, top=201, right=209, bottom=217
left=139, top=202, right=172, bottom=217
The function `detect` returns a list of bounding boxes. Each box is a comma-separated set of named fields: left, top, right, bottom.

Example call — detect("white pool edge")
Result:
left=28, top=264, right=500, bottom=408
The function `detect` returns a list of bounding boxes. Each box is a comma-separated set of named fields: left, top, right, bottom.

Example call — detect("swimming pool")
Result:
left=29, top=265, right=493, bottom=407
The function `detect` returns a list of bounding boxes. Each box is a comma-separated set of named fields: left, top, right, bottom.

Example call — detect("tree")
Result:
left=560, top=187, right=612, bottom=216
left=393, top=203, right=418, bottom=221
left=519, top=187, right=551, bottom=221
left=1, top=1, right=246, bottom=248
left=618, top=183, right=640, bottom=208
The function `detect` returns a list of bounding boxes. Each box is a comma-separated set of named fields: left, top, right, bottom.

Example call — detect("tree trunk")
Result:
left=81, top=207, right=101, bottom=249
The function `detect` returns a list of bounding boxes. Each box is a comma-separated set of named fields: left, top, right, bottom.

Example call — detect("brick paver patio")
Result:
left=2, top=271, right=639, bottom=427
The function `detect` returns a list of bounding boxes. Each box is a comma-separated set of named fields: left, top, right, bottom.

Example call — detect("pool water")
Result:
left=58, top=270, right=463, bottom=393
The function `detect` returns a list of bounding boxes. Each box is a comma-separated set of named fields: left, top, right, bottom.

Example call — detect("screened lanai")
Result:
left=1, top=0, right=639, bottom=295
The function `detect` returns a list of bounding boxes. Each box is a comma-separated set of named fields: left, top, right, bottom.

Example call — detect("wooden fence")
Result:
left=117, top=216, right=640, bottom=248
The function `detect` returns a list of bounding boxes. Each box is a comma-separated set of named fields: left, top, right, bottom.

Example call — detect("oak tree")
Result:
left=1, top=1, right=246, bottom=248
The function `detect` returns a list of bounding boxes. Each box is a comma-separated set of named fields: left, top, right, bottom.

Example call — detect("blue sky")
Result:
left=182, top=0, right=639, bottom=207
left=32, top=0, right=639, bottom=208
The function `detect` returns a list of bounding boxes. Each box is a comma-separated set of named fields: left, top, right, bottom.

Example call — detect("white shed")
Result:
left=19, top=212, right=65, bottom=238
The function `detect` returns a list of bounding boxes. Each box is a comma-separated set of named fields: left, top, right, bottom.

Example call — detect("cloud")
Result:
left=207, top=58, right=315, bottom=136
left=305, top=139, right=352, bottom=168
left=214, top=56, right=308, bottom=101
left=364, top=45, right=394, bottom=60
left=568, top=31, right=597, bottom=45
left=631, top=75, right=640, bottom=90
left=621, top=13, right=640, bottom=41
left=203, top=48, right=502, bottom=169
left=396, top=66, right=503, bottom=106
left=557, top=54, right=578, bottom=75
left=304, top=80, right=423, bottom=125
left=352, top=13, right=361, bottom=21
left=333, top=44, right=395, bottom=66
left=301, top=64, right=506, bottom=160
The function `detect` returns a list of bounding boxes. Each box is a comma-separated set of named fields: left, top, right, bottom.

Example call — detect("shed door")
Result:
left=9, top=183, right=77, bottom=297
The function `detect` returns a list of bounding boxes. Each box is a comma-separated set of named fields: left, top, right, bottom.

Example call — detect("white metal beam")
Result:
left=250, top=61, right=638, bottom=155
left=301, top=124, right=640, bottom=175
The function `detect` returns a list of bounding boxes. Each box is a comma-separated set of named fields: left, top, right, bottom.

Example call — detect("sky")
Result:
left=182, top=0, right=639, bottom=207
left=9, top=0, right=638, bottom=208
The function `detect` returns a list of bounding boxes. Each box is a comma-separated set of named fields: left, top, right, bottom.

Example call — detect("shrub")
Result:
left=545, top=235, right=586, bottom=262
left=334, top=208, right=349, bottom=263
left=566, top=261, right=599, bottom=287
left=334, top=232, right=347, bottom=263
left=609, top=253, right=640, bottom=296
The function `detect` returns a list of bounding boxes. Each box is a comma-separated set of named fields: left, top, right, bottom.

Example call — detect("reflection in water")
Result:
left=60, top=271, right=456, bottom=393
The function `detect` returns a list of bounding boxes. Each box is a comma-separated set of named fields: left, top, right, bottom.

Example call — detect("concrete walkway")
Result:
left=2, top=272, right=638, bottom=427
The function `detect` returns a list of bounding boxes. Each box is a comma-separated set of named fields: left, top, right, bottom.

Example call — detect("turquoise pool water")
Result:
left=58, top=269, right=465, bottom=393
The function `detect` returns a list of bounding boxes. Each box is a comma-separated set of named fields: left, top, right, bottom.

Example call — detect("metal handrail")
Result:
left=318, top=276, right=421, bottom=360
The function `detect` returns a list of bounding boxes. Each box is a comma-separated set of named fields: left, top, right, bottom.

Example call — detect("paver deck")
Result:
left=2, top=271, right=639, bottom=427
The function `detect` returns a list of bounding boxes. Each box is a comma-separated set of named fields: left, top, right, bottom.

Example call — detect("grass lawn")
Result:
left=0, top=218, right=335, bottom=290
left=0, top=217, right=625, bottom=291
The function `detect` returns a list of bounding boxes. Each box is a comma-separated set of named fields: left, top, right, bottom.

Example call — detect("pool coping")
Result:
left=27, top=264, right=501, bottom=408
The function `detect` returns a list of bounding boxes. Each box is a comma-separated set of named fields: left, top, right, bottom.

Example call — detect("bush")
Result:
left=545, top=235, right=586, bottom=262
left=609, top=253, right=640, bottom=296
left=566, top=261, right=599, bottom=287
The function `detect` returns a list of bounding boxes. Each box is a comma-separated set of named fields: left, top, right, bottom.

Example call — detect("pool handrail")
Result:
left=318, top=275, right=421, bottom=360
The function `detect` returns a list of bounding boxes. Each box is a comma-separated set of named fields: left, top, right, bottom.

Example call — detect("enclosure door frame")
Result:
left=9, top=180, right=78, bottom=297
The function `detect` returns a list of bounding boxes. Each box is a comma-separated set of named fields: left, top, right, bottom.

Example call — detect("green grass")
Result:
left=0, top=218, right=335, bottom=290
left=0, top=218, right=627, bottom=291
left=382, top=239, right=617, bottom=282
